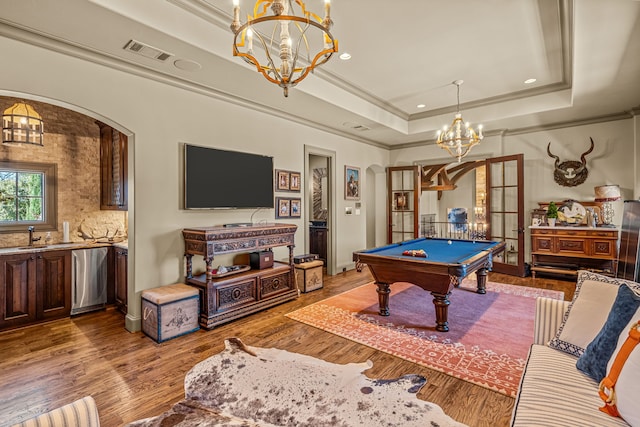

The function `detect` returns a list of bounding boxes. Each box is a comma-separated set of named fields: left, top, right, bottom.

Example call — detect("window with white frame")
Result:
left=0, top=161, right=57, bottom=233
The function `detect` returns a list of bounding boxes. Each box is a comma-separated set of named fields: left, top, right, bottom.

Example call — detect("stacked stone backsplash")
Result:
left=0, top=97, right=127, bottom=248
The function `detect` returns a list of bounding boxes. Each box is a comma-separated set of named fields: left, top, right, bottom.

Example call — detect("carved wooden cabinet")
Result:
left=530, top=226, right=618, bottom=278
left=114, top=247, right=128, bottom=314
left=96, top=121, right=128, bottom=211
left=182, top=223, right=298, bottom=329
left=0, top=250, right=71, bottom=331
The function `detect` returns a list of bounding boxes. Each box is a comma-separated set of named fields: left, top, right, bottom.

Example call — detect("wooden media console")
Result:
left=182, top=223, right=298, bottom=329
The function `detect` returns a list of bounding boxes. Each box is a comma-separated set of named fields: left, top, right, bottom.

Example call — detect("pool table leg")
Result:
left=476, top=267, right=488, bottom=294
left=432, top=292, right=451, bottom=332
left=376, top=282, right=391, bottom=316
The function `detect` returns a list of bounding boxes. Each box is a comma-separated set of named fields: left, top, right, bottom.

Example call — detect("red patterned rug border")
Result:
left=286, top=281, right=564, bottom=398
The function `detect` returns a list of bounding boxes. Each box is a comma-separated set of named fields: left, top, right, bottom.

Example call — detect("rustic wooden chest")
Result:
left=295, top=260, right=324, bottom=293
left=142, top=283, right=200, bottom=343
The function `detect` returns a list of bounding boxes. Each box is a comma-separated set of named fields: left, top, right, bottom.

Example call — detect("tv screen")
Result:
left=184, top=144, right=274, bottom=209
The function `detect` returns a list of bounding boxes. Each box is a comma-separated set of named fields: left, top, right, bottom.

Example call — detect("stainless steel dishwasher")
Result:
left=71, top=247, right=108, bottom=315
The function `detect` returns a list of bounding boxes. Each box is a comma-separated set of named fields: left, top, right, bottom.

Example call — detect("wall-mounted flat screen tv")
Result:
left=184, top=144, right=274, bottom=209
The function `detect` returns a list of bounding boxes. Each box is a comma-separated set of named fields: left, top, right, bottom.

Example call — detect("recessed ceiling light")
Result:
left=524, top=78, right=537, bottom=84
left=339, top=52, right=351, bottom=60
left=416, top=104, right=426, bottom=109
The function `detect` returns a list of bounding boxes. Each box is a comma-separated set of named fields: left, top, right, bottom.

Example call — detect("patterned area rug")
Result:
left=126, top=338, right=467, bottom=427
left=286, top=280, right=564, bottom=397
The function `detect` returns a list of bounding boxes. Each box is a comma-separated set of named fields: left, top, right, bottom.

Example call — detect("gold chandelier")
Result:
left=2, top=101, right=44, bottom=147
left=231, top=0, right=338, bottom=97
left=436, top=80, right=483, bottom=162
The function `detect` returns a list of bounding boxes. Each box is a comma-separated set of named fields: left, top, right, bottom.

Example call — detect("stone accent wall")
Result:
left=0, top=97, right=126, bottom=247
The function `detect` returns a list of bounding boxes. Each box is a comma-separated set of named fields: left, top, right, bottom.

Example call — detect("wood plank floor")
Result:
left=0, top=270, right=575, bottom=427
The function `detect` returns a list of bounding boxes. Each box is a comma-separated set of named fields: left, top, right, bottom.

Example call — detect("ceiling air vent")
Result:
left=123, top=39, right=173, bottom=62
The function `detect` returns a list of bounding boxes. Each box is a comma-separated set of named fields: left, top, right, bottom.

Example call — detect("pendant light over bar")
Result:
left=231, top=0, right=338, bottom=97
left=2, top=101, right=44, bottom=147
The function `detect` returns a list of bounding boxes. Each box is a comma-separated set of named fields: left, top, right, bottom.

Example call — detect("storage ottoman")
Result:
left=295, top=260, right=324, bottom=293
left=142, top=283, right=200, bottom=343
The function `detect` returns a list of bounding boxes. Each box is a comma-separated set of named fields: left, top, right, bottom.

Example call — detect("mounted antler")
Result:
left=571, top=137, right=595, bottom=176
left=547, top=138, right=595, bottom=187
left=546, top=143, right=560, bottom=169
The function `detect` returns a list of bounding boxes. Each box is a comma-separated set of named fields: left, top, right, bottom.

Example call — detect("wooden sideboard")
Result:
left=182, top=223, right=298, bottom=329
left=530, top=226, right=619, bottom=278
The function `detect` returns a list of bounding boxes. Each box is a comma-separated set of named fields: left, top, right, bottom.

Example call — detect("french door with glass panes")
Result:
left=387, top=166, right=419, bottom=243
left=486, top=154, right=525, bottom=276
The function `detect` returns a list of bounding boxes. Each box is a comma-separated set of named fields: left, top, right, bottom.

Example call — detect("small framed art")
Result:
left=345, top=166, right=360, bottom=200
left=394, top=192, right=410, bottom=210
left=276, top=170, right=290, bottom=191
left=289, top=172, right=301, bottom=192
left=290, top=198, right=301, bottom=217
left=276, top=197, right=290, bottom=218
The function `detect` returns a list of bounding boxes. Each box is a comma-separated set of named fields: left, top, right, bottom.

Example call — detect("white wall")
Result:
left=391, top=119, right=638, bottom=261
left=2, top=31, right=637, bottom=331
left=0, top=36, right=389, bottom=330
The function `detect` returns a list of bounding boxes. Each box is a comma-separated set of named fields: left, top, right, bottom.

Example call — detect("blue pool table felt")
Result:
left=362, top=238, right=501, bottom=264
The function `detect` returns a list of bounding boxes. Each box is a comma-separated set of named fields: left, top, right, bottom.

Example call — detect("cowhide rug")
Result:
left=127, top=337, right=467, bottom=427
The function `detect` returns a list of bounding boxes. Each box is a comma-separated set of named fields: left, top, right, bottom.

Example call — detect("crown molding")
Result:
left=0, top=19, right=388, bottom=149
left=390, top=111, right=635, bottom=151
left=167, top=0, right=409, bottom=119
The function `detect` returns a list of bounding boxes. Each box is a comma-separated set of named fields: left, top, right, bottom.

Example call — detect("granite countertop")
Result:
left=113, top=240, right=128, bottom=250
left=0, top=241, right=115, bottom=256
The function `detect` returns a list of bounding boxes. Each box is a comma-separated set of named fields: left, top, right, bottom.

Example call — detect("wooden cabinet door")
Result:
left=531, top=234, right=554, bottom=253
left=555, top=237, right=588, bottom=256
left=309, top=227, right=327, bottom=263
left=37, top=250, right=71, bottom=320
left=591, top=239, right=616, bottom=258
left=97, top=121, right=128, bottom=210
left=0, top=254, right=37, bottom=329
left=115, top=249, right=128, bottom=314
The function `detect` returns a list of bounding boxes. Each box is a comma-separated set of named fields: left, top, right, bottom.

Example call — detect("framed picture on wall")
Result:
left=345, top=166, right=360, bottom=200
left=447, top=207, right=468, bottom=233
left=276, top=170, right=290, bottom=191
left=394, top=192, right=410, bottom=210
left=290, top=198, right=301, bottom=217
left=289, top=172, right=301, bottom=192
left=276, top=197, right=290, bottom=218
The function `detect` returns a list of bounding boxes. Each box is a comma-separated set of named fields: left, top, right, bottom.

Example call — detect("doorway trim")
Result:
left=304, top=145, right=336, bottom=275
left=0, top=90, right=138, bottom=331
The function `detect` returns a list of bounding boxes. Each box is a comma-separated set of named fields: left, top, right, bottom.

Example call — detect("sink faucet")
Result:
left=27, top=226, right=41, bottom=246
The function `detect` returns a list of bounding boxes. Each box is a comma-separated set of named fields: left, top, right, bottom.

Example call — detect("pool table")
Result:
left=352, top=237, right=506, bottom=332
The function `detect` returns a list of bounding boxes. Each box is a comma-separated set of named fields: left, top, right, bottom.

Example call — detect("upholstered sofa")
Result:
left=10, top=396, right=100, bottom=427
left=511, top=271, right=639, bottom=427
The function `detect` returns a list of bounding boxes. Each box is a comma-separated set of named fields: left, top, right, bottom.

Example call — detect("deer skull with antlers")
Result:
left=547, top=137, right=595, bottom=187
